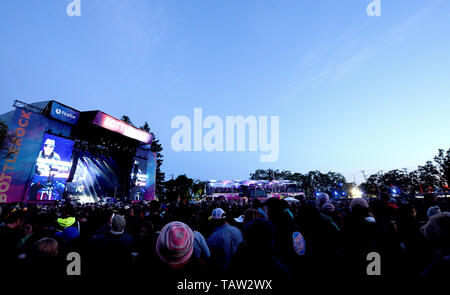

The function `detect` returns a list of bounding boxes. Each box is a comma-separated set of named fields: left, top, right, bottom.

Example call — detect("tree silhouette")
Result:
left=138, top=120, right=165, bottom=199
left=165, top=174, right=194, bottom=202
left=121, top=115, right=134, bottom=126
left=434, top=148, right=450, bottom=187
left=0, top=120, right=12, bottom=160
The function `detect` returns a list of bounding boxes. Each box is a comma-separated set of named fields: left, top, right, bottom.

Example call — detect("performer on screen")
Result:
left=38, top=139, right=61, bottom=161
left=35, top=138, right=61, bottom=177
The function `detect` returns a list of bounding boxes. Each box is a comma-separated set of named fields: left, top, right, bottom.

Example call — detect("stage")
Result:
left=0, top=100, right=156, bottom=203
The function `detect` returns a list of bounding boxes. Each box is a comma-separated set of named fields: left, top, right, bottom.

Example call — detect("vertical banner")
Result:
left=0, top=108, right=47, bottom=203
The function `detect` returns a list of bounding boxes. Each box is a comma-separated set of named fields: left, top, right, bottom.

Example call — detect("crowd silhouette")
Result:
left=0, top=193, right=448, bottom=290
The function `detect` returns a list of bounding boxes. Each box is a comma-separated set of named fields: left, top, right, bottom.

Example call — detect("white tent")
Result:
left=284, top=197, right=299, bottom=202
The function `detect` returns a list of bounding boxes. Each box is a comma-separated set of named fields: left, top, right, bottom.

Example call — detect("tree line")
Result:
left=250, top=148, right=450, bottom=197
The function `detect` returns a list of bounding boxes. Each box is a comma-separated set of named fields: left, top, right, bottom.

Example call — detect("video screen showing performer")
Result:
left=27, top=134, right=74, bottom=201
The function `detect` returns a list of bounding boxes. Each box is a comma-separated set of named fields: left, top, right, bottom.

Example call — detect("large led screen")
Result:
left=27, top=133, right=74, bottom=201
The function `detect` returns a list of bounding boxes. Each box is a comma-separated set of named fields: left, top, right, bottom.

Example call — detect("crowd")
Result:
left=0, top=193, right=449, bottom=287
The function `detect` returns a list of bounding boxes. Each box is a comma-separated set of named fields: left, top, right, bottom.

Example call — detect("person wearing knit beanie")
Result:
left=317, top=193, right=330, bottom=208
left=321, top=202, right=335, bottom=214
left=156, top=221, right=194, bottom=269
left=350, top=198, right=369, bottom=209
left=427, top=206, right=441, bottom=219
left=111, top=214, right=126, bottom=235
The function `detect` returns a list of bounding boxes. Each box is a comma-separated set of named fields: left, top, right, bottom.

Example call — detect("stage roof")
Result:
left=0, top=99, right=153, bottom=144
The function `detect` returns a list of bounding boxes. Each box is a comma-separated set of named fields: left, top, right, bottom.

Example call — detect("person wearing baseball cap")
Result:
left=89, top=214, right=134, bottom=277
left=206, top=208, right=243, bottom=273
left=38, top=138, right=61, bottom=161
left=209, top=208, right=226, bottom=220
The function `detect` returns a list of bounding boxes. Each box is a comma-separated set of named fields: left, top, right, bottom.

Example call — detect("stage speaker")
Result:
left=67, top=150, right=79, bottom=183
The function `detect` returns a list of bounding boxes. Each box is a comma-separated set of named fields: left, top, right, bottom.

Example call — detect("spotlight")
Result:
left=350, top=188, right=362, bottom=198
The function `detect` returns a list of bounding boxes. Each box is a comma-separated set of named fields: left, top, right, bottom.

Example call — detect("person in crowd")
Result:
left=316, top=192, right=330, bottom=209
left=23, top=237, right=64, bottom=279
left=193, top=229, right=210, bottom=261
left=206, top=208, right=243, bottom=273
left=421, top=212, right=450, bottom=277
left=228, top=218, right=291, bottom=279
left=341, top=198, right=381, bottom=276
left=0, top=194, right=448, bottom=281
left=0, top=210, right=24, bottom=272
left=243, top=208, right=263, bottom=225
left=89, top=214, right=134, bottom=277
left=427, top=206, right=441, bottom=219
left=265, top=198, right=306, bottom=277
left=251, top=199, right=267, bottom=219
left=148, top=221, right=207, bottom=284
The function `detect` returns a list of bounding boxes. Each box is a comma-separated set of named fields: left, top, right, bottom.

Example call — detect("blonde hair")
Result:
left=422, top=212, right=450, bottom=250
left=34, top=237, right=58, bottom=256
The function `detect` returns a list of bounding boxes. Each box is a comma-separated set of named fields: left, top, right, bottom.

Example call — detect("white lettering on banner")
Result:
left=55, top=108, right=77, bottom=120
left=99, top=115, right=151, bottom=143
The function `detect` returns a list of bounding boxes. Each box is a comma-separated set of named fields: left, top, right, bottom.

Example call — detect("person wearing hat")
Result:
left=155, top=221, right=195, bottom=269
left=316, top=192, right=330, bottom=209
left=34, top=138, right=61, bottom=182
left=341, top=198, right=407, bottom=276
left=89, top=214, right=134, bottom=277
left=206, top=208, right=243, bottom=273
left=38, top=139, right=61, bottom=161
left=427, top=206, right=441, bottom=219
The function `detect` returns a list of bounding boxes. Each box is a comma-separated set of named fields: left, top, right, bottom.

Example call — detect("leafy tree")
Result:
left=0, top=120, right=11, bottom=159
left=360, top=171, right=384, bottom=196
left=249, top=169, right=293, bottom=180
left=121, top=115, right=134, bottom=126
left=192, top=180, right=207, bottom=197
left=434, top=148, right=450, bottom=187
left=360, top=149, right=450, bottom=195
left=165, top=174, right=194, bottom=202
left=417, top=161, right=442, bottom=190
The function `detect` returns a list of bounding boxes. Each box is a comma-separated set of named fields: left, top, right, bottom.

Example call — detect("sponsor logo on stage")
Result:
left=56, top=108, right=77, bottom=120
left=171, top=108, right=279, bottom=162
left=50, top=102, right=80, bottom=125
